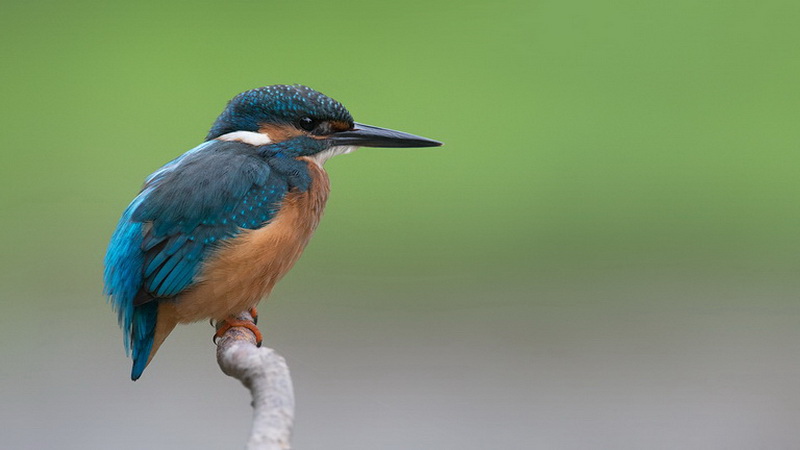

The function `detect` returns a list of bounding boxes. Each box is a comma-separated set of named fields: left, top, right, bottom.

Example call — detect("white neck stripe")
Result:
left=216, top=131, right=273, bottom=146
left=310, top=145, right=358, bottom=167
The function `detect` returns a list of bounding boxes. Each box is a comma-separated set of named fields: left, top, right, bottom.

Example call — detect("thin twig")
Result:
left=215, top=311, right=295, bottom=450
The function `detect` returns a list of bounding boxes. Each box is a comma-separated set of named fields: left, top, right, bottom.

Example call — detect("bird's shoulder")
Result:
left=107, top=139, right=325, bottom=304
left=127, top=139, right=295, bottom=300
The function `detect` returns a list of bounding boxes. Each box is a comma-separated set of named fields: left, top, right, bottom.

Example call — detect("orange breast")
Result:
left=173, top=157, right=330, bottom=323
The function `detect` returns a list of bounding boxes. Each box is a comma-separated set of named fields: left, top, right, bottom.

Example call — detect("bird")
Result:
left=103, top=84, right=442, bottom=380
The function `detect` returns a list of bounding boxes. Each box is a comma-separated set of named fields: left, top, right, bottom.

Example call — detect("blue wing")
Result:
left=103, top=140, right=295, bottom=377
left=132, top=142, right=289, bottom=300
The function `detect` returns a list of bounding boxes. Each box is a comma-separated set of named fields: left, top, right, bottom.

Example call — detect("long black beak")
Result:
left=327, top=122, right=443, bottom=148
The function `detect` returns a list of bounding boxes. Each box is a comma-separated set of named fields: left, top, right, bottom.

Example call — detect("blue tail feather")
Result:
left=130, top=302, right=158, bottom=381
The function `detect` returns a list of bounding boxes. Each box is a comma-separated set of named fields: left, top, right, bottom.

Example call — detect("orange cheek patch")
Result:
left=329, top=120, right=353, bottom=132
left=258, top=123, right=305, bottom=143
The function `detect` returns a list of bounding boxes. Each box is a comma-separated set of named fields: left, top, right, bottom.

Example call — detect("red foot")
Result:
left=214, top=318, right=263, bottom=346
left=248, top=307, right=259, bottom=325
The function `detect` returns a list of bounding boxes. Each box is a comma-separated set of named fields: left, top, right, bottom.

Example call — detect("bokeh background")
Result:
left=2, top=1, right=799, bottom=448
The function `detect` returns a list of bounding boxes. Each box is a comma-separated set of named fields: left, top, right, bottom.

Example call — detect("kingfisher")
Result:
left=104, top=84, right=441, bottom=380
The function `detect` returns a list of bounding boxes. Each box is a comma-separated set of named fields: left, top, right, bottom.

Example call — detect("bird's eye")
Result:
left=297, top=117, right=317, bottom=132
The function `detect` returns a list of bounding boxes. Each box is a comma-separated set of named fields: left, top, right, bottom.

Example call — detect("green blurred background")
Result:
left=2, top=0, right=799, bottom=448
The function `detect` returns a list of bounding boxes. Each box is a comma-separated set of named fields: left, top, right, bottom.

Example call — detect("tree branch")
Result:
left=215, top=311, right=295, bottom=450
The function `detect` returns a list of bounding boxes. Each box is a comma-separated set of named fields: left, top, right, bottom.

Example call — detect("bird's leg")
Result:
left=213, top=312, right=263, bottom=347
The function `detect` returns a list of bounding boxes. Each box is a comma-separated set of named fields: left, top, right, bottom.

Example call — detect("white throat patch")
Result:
left=310, top=146, right=358, bottom=166
left=217, top=131, right=273, bottom=146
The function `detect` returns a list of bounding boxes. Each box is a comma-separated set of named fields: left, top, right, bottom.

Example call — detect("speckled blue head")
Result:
left=206, top=85, right=354, bottom=140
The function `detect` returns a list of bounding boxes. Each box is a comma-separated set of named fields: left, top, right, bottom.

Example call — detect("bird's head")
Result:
left=206, top=84, right=441, bottom=163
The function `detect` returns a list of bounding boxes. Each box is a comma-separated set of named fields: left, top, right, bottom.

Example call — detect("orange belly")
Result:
left=173, top=157, right=330, bottom=323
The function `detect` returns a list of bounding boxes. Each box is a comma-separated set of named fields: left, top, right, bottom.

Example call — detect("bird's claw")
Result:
left=248, top=307, right=259, bottom=325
